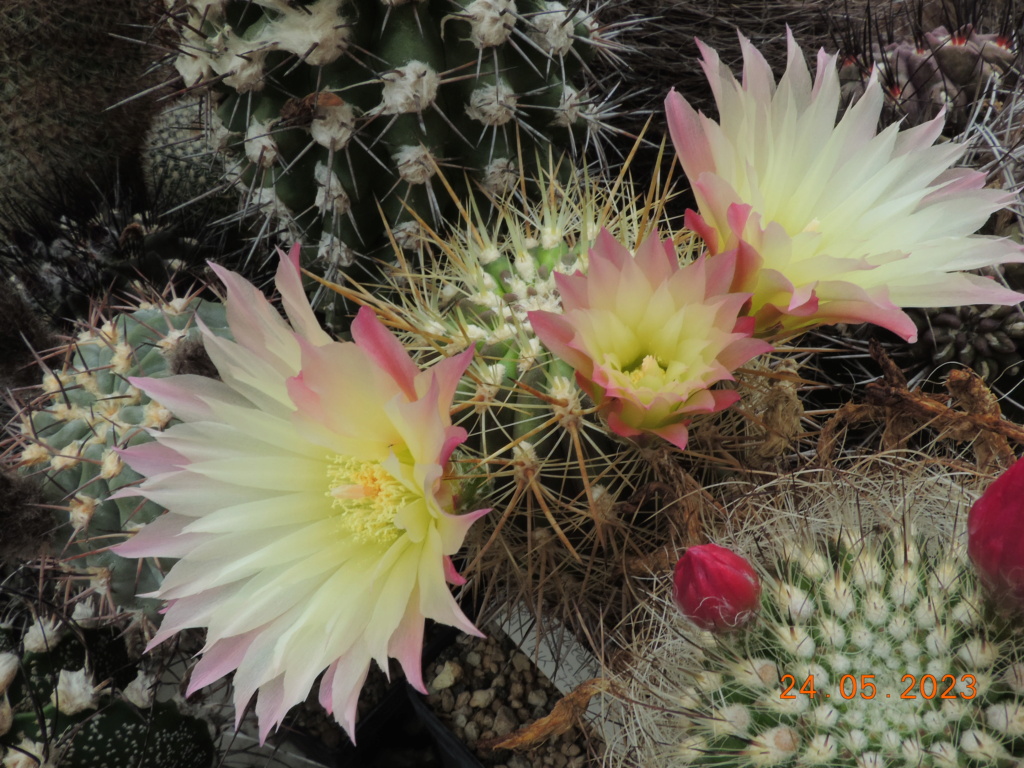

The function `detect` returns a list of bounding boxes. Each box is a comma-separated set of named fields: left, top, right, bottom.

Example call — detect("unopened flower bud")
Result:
left=673, top=543, right=761, bottom=632
left=968, top=460, right=1024, bottom=610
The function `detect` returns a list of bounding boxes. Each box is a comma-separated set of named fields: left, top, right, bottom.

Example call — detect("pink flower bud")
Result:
left=968, top=459, right=1024, bottom=609
left=673, top=543, right=761, bottom=632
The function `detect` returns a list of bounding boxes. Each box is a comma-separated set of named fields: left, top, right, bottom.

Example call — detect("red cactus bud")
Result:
left=968, top=459, right=1024, bottom=610
left=673, top=543, right=761, bottom=632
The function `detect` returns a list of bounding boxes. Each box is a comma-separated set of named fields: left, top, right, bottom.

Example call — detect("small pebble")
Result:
left=466, top=651, right=482, bottom=668
left=566, top=744, right=581, bottom=757
left=527, top=689, right=548, bottom=708
left=511, top=653, right=532, bottom=673
left=470, top=688, right=496, bottom=708
left=510, top=682, right=524, bottom=699
left=439, top=689, right=455, bottom=713
left=508, top=757, right=532, bottom=768
left=552, top=754, right=568, bottom=768
left=464, top=721, right=480, bottom=742
left=431, top=660, right=462, bottom=691
left=494, top=705, right=517, bottom=737
left=453, top=713, right=468, bottom=729
left=492, top=674, right=507, bottom=688
left=455, top=691, right=471, bottom=709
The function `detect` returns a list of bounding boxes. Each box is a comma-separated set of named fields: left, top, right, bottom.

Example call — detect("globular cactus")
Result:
left=0, top=605, right=214, bottom=768
left=611, top=457, right=1024, bottom=768
left=3, top=294, right=231, bottom=615
left=162, top=0, right=629, bottom=307
left=347, top=159, right=718, bottom=637
left=835, top=8, right=1022, bottom=132
left=907, top=304, right=1024, bottom=385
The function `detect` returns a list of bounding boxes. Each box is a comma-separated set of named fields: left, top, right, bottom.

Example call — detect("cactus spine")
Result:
left=163, top=0, right=629, bottom=300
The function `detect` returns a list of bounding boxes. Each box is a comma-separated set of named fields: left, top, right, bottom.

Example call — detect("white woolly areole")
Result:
left=52, top=668, right=98, bottom=715
left=462, top=0, right=516, bottom=48
left=3, top=739, right=51, bottom=768
left=465, top=81, right=517, bottom=126
left=212, top=30, right=272, bottom=92
left=480, top=157, right=518, bottom=194
left=527, top=2, right=575, bottom=56
left=391, top=221, right=425, bottom=251
left=23, top=617, right=65, bottom=654
left=245, top=117, right=279, bottom=167
left=392, top=145, right=437, bottom=184
left=311, top=100, right=356, bottom=150
left=122, top=670, right=157, bottom=709
left=317, top=232, right=356, bottom=268
left=314, top=162, right=351, bottom=216
left=261, top=0, right=351, bottom=66
left=552, top=85, right=580, bottom=127
left=380, top=61, right=441, bottom=114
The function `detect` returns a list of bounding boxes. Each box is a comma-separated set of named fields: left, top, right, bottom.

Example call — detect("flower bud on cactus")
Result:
left=673, top=543, right=761, bottom=632
left=969, top=458, right=1024, bottom=610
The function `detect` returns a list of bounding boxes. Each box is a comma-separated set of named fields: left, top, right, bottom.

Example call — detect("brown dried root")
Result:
left=479, top=678, right=617, bottom=752
left=818, top=340, right=1019, bottom=472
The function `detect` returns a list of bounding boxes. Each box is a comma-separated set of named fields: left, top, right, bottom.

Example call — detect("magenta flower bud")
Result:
left=968, top=459, right=1024, bottom=609
left=673, top=543, right=761, bottom=632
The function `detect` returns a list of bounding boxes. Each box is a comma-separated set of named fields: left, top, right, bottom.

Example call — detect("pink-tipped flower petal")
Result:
left=112, top=249, right=484, bottom=744
left=666, top=29, right=1024, bottom=339
left=528, top=229, right=772, bottom=448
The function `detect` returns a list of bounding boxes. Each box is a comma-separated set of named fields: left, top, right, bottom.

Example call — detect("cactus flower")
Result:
left=665, top=30, right=1024, bottom=340
left=528, top=229, right=772, bottom=450
left=673, top=543, right=761, bottom=632
left=112, top=247, right=486, bottom=743
left=968, top=459, right=1024, bottom=610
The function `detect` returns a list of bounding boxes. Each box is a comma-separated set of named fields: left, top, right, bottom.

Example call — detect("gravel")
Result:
left=424, top=626, right=598, bottom=768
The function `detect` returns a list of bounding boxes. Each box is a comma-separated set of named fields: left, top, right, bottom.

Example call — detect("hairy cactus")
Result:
left=0, top=605, right=213, bottom=768
left=610, top=457, right=1024, bottom=767
left=3, top=294, right=231, bottom=615
left=162, top=0, right=629, bottom=301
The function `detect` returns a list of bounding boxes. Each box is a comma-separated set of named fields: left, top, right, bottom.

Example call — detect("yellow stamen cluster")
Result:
left=325, top=456, right=415, bottom=545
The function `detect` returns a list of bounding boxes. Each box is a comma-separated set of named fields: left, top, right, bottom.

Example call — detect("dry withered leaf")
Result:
left=479, top=678, right=615, bottom=752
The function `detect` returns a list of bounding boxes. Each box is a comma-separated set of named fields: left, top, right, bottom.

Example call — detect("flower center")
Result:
left=325, top=456, right=416, bottom=545
left=626, top=354, right=670, bottom=387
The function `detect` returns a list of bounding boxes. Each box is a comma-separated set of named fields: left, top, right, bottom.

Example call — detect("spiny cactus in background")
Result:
left=906, top=303, right=1024, bottom=384
left=0, top=598, right=214, bottom=768
left=2, top=293, right=231, bottom=616
left=162, top=0, right=632, bottom=308
left=340, top=157, right=733, bottom=640
left=611, top=457, right=1024, bottom=768
left=0, top=0, right=166, bottom=234
left=834, top=0, right=1023, bottom=132
left=0, top=176, right=264, bottom=328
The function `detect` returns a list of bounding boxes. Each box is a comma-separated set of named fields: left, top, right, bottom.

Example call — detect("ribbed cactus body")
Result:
left=165, top=0, right=620, bottom=294
left=6, top=297, right=231, bottom=614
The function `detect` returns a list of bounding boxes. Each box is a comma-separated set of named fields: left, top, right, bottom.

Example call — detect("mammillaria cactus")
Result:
left=612, top=457, right=1024, bottom=767
left=0, top=595, right=213, bottom=768
left=3, top=293, right=231, bottom=614
left=162, top=0, right=629, bottom=299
